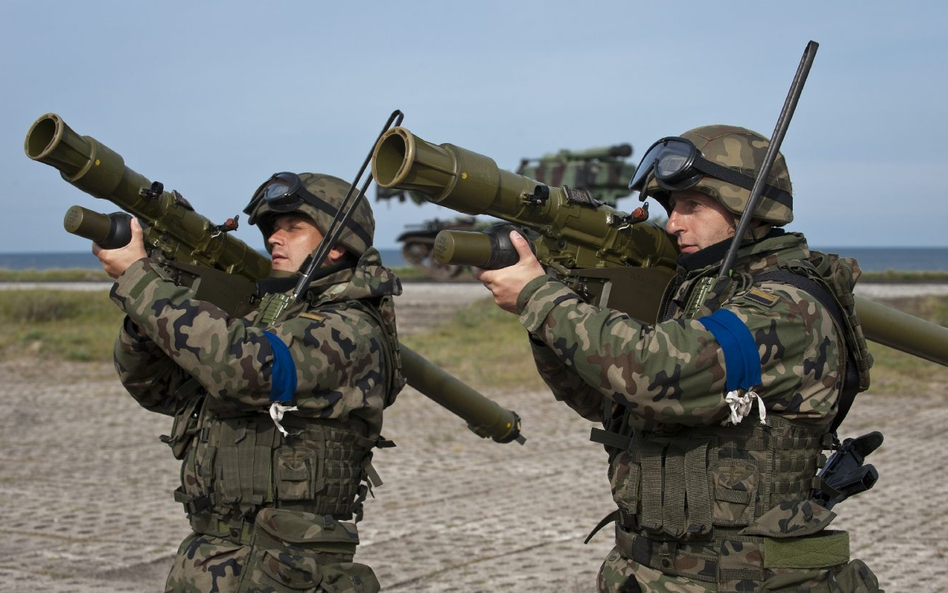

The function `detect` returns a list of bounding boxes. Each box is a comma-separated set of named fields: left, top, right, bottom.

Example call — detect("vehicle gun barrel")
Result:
left=546, top=143, right=633, bottom=161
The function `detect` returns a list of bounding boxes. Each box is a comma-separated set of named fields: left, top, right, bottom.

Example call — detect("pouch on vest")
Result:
left=759, top=559, right=881, bottom=592
left=160, top=388, right=205, bottom=460
left=236, top=508, right=379, bottom=593
left=274, top=444, right=320, bottom=501
left=216, top=418, right=280, bottom=509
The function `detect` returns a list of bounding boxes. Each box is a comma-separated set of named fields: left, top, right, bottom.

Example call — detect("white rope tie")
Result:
left=722, top=390, right=767, bottom=426
left=268, top=402, right=299, bottom=436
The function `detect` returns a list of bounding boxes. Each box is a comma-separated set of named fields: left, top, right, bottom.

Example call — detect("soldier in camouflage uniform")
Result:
left=476, top=126, right=881, bottom=592
left=93, top=172, right=404, bottom=593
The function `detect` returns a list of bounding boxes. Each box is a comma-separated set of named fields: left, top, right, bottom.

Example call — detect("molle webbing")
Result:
left=218, top=418, right=279, bottom=508
left=595, top=417, right=826, bottom=538
left=638, top=438, right=714, bottom=538
left=272, top=417, right=376, bottom=519
left=197, top=416, right=374, bottom=521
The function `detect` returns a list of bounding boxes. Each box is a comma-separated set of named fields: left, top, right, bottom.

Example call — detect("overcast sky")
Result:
left=2, top=1, right=946, bottom=254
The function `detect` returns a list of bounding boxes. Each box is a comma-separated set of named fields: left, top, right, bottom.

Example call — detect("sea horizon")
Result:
left=0, top=246, right=946, bottom=273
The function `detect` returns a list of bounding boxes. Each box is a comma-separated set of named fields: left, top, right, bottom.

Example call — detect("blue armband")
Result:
left=263, top=331, right=297, bottom=403
left=697, top=309, right=761, bottom=392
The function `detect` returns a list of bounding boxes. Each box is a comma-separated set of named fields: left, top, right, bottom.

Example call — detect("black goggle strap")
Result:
left=244, top=173, right=373, bottom=248
left=297, top=185, right=374, bottom=249
left=690, top=156, right=793, bottom=210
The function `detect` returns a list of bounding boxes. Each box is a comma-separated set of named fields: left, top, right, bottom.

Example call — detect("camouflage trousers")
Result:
left=597, top=546, right=883, bottom=593
left=164, top=532, right=380, bottom=593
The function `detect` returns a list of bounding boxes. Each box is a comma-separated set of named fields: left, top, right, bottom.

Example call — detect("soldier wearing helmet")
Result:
left=477, top=126, right=880, bottom=591
left=94, top=172, right=404, bottom=593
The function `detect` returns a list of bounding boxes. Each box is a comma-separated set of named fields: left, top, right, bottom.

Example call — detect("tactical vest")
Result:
left=591, top=246, right=871, bottom=590
left=594, top=416, right=838, bottom=588
left=164, top=292, right=402, bottom=546
left=171, top=406, right=385, bottom=545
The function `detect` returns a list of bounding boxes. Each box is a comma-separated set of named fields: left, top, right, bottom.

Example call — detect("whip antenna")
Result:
left=719, top=41, right=818, bottom=277
left=294, top=109, right=405, bottom=300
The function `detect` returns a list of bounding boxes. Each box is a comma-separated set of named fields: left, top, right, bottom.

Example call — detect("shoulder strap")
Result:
left=754, top=270, right=859, bottom=433
left=342, top=297, right=405, bottom=408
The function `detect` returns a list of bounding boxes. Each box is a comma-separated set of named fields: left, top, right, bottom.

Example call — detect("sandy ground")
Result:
left=0, top=282, right=946, bottom=592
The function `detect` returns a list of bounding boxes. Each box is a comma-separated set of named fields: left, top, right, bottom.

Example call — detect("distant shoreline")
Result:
left=4, top=281, right=948, bottom=301
left=1, top=246, right=946, bottom=274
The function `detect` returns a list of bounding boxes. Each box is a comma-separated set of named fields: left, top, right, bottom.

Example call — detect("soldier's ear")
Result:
left=328, top=246, right=349, bottom=265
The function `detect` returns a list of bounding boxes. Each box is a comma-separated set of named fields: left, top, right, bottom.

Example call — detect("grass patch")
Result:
left=0, top=290, right=124, bottom=361
left=400, top=297, right=546, bottom=390
left=864, top=295, right=948, bottom=393
left=3, top=286, right=946, bottom=395
left=0, top=268, right=111, bottom=282
left=389, top=266, right=428, bottom=280
left=861, top=270, right=948, bottom=284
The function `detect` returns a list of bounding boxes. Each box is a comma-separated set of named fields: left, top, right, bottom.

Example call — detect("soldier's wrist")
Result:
left=516, top=275, right=551, bottom=314
left=123, top=316, right=151, bottom=342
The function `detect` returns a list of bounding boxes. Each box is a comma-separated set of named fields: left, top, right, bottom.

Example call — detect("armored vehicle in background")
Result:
left=378, top=142, right=638, bottom=279
left=514, top=143, right=636, bottom=207
left=396, top=213, right=481, bottom=280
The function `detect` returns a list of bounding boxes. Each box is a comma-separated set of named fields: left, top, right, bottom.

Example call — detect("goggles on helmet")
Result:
left=628, top=137, right=792, bottom=209
left=244, top=172, right=374, bottom=250
left=244, top=172, right=322, bottom=224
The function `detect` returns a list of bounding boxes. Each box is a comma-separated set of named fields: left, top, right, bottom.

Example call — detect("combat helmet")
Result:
left=244, top=172, right=375, bottom=256
left=634, top=125, right=794, bottom=226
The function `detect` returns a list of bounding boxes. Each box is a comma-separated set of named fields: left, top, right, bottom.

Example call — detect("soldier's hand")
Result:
left=93, top=217, right=148, bottom=279
left=474, top=231, right=545, bottom=314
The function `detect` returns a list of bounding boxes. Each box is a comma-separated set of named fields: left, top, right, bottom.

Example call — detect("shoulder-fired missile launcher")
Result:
left=25, top=113, right=524, bottom=445
left=377, top=140, right=641, bottom=281
left=371, top=126, right=948, bottom=368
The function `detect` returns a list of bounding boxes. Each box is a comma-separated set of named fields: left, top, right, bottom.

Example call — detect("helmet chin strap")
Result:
left=731, top=217, right=770, bottom=243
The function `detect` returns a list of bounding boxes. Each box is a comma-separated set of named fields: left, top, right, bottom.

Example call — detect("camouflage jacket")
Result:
left=520, top=231, right=845, bottom=434
left=110, top=248, right=402, bottom=527
left=111, top=247, right=402, bottom=439
left=518, top=232, right=872, bottom=590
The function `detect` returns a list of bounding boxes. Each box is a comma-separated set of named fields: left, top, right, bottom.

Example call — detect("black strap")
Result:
left=693, top=157, right=793, bottom=209
left=584, top=509, right=620, bottom=544
left=173, top=487, right=212, bottom=515
left=590, top=426, right=633, bottom=451
left=754, top=270, right=859, bottom=433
